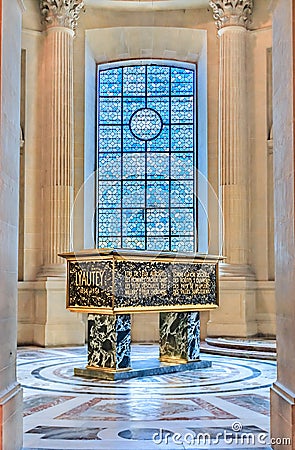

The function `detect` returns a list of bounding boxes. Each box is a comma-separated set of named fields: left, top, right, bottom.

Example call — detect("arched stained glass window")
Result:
left=96, top=61, right=197, bottom=252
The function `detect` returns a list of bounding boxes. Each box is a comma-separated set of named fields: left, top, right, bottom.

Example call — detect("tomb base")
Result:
left=74, top=357, right=211, bottom=381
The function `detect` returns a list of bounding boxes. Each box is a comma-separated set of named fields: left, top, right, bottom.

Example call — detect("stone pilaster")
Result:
left=39, top=0, right=84, bottom=277
left=270, top=1, right=295, bottom=447
left=0, top=1, right=24, bottom=448
left=208, top=0, right=257, bottom=337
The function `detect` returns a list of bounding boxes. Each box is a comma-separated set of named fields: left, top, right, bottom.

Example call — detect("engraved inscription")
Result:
left=68, top=260, right=113, bottom=308
left=75, top=269, right=108, bottom=287
left=67, top=258, right=218, bottom=311
left=172, top=269, right=211, bottom=297
left=114, top=261, right=217, bottom=309
left=124, top=269, right=168, bottom=298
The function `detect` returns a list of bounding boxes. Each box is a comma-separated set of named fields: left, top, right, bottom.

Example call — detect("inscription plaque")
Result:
left=61, top=249, right=223, bottom=314
left=69, top=260, right=113, bottom=309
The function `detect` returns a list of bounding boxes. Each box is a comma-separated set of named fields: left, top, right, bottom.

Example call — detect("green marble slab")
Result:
left=74, top=357, right=211, bottom=381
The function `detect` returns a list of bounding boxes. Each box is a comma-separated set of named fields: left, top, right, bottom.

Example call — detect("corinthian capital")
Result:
left=40, top=0, right=85, bottom=32
left=209, top=0, right=253, bottom=30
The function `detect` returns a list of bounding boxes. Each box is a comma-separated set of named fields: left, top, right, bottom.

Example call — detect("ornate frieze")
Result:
left=40, top=0, right=84, bottom=32
left=209, top=0, right=253, bottom=29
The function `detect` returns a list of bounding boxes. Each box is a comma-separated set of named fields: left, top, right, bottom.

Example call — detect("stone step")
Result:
left=201, top=337, right=277, bottom=360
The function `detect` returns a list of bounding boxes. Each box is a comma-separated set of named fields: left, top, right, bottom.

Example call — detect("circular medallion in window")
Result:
left=129, top=108, right=163, bottom=141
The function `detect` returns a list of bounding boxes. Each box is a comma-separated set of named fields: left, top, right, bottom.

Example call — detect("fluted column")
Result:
left=39, top=0, right=84, bottom=277
left=209, top=0, right=253, bottom=277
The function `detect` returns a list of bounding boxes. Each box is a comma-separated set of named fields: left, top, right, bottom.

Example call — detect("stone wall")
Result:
left=271, top=0, right=295, bottom=447
left=0, top=0, right=24, bottom=448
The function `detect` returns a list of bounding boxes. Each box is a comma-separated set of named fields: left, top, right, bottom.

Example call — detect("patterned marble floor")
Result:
left=18, top=344, right=278, bottom=449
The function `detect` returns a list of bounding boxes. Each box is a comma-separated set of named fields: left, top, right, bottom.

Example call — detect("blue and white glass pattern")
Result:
left=147, top=181, right=169, bottom=208
left=171, top=153, right=194, bottom=179
left=122, top=209, right=145, bottom=236
left=99, top=153, right=121, bottom=180
left=171, top=125, right=194, bottom=151
left=171, top=209, right=194, bottom=235
left=130, top=108, right=163, bottom=141
left=98, top=181, right=121, bottom=208
left=98, top=210, right=121, bottom=236
left=122, top=181, right=145, bottom=207
left=147, top=153, right=169, bottom=179
left=97, top=63, right=196, bottom=251
left=123, top=153, right=145, bottom=179
left=146, top=209, right=170, bottom=235
left=171, top=180, right=194, bottom=207
left=147, top=125, right=170, bottom=153
left=99, top=126, right=121, bottom=152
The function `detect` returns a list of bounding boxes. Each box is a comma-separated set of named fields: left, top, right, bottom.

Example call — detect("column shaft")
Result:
left=208, top=0, right=256, bottom=337
left=42, top=27, right=74, bottom=273
left=219, top=26, right=249, bottom=265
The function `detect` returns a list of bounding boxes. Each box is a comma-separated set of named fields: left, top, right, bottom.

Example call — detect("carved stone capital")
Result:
left=209, top=0, right=253, bottom=30
left=40, top=0, right=84, bottom=33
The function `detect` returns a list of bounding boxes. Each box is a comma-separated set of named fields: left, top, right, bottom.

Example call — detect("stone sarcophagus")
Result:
left=64, top=248, right=220, bottom=314
left=60, top=248, right=223, bottom=380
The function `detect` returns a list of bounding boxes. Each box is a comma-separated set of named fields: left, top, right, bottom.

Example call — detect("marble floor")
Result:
left=18, top=344, right=278, bottom=449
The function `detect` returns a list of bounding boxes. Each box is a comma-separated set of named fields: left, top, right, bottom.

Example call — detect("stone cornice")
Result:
left=40, top=0, right=85, bottom=33
left=209, top=0, right=253, bottom=30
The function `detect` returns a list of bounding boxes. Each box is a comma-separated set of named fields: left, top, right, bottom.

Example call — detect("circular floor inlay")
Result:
left=18, top=349, right=276, bottom=397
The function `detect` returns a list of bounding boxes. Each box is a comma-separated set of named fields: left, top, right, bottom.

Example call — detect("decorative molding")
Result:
left=40, top=0, right=85, bottom=32
left=209, top=0, right=253, bottom=30
left=22, top=28, right=44, bottom=38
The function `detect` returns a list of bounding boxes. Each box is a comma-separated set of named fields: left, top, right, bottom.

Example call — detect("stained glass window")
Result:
left=96, top=62, right=196, bottom=252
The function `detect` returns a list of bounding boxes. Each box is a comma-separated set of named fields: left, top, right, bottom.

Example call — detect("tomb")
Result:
left=60, top=248, right=223, bottom=379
